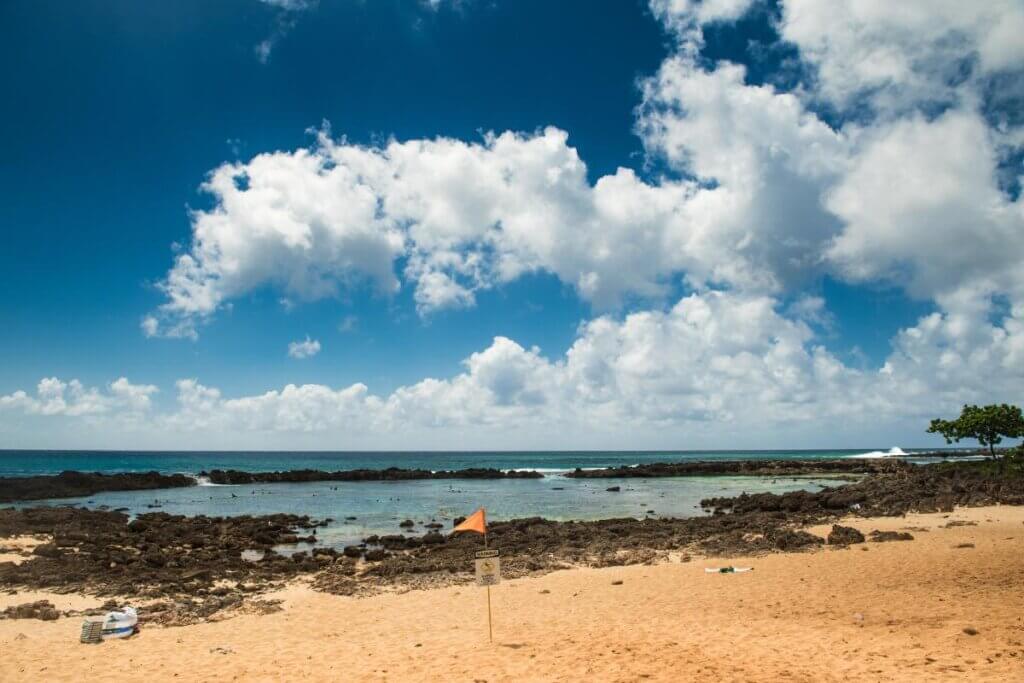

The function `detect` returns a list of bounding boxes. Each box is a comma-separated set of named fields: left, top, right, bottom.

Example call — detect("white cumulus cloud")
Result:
left=0, top=377, right=157, bottom=418
left=287, top=336, right=321, bottom=359
left=778, top=0, right=1024, bottom=116
left=51, top=0, right=1016, bottom=447
left=8, top=289, right=1024, bottom=447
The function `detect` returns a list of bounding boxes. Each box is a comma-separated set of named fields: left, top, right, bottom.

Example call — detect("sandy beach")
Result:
left=2, top=505, right=1022, bottom=682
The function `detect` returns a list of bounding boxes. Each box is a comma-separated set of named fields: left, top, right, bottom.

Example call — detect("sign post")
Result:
left=453, top=509, right=497, bottom=643
left=475, top=549, right=500, bottom=641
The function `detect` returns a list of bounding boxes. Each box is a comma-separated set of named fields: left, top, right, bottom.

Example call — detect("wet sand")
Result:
left=2, top=505, right=1022, bottom=682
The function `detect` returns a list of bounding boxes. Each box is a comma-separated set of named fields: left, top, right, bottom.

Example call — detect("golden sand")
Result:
left=0, top=535, right=46, bottom=566
left=2, top=506, right=1022, bottom=682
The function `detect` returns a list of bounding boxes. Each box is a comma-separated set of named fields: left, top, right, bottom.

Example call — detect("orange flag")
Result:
left=454, top=508, right=487, bottom=535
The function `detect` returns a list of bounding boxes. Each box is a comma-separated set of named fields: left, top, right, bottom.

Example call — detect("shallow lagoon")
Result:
left=19, top=474, right=847, bottom=549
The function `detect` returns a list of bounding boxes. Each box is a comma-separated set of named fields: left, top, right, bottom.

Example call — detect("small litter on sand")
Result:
left=81, top=606, right=139, bottom=643
left=80, top=619, right=103, bottom=644
left=705, top=566, right=753, bottom=574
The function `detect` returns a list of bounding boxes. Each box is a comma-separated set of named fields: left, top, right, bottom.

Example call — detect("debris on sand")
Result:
left=869, top=530, right=914, bottom=542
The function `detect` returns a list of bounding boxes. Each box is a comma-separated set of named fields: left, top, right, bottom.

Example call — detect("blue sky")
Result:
left=1, top=0, right=1021, bottom=450
left=0, top=0, right=663, bottom=397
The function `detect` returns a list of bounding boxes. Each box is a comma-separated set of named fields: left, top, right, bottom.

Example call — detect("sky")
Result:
left=1, top=0, right=1022, bottom=451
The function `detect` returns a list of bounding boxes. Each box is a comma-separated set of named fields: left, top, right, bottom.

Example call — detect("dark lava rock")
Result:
left=870, top=530, right=914, bottom=542
left=769, top=529, right=824, bottom=551
left=606, top=486, right=621, bottom=492
left=827, top=525, right=866, bottom=545
left=701, top=462, right=1024, bottom=518
left=568, top=459, right=909, bottom=479
left=0, top=507, right=324, bottom=598
left=2, top=600, right=60, bottom=621
left=453, top=517, right=466, bottom=527
left=311, top=559, right=359, bottom=595
left=421, top=532, right=445, bottom=545
left=201, top=467, right=544, bottom=485
left=342, top=546, right=363, bottom=559
left=0, top=471, right=195, bottom=503
left=376, top=535, right=413, bottom=550
left=399, top=520, right=415, bottom=528
left=364, top=549, right=387, bottom=562
left=31, top=543, right=61, bottom=558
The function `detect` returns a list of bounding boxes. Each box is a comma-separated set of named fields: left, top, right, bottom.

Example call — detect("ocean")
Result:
left=0, top=448, right=946, bottom=550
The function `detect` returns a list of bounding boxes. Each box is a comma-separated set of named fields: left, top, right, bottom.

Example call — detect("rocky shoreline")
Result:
left=201, top=467, right=544, bottom=484
left=0, top=471, right=195, bottom=504
left=2, top=460, right=1022, bottom=625
left=565, top=458, right=910, bottom=478
left=0, top=467, right=547, bottom=504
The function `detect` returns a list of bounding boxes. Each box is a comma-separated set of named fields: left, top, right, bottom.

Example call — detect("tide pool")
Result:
left=15, top=473, right=846, bottom=550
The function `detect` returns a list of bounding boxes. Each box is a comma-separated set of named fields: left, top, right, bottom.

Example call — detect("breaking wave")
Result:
left=845, top=447, right=908, bottom=459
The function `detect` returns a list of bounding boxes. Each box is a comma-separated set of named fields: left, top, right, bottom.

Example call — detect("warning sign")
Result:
left=475, top=550, right=501, bottom=586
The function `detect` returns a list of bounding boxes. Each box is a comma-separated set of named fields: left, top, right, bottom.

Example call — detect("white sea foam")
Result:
left=845, top=447, right=908, bottom=459
left=192, top=475, right=237, bottom=487
left=503, top=468, right=574, bottom=475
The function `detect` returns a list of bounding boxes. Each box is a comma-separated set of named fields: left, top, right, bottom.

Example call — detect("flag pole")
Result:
left=486, top=582, right=493, bottom=643
left=457, top=507, right=494, bottom=644
left=484, top=523, right=493, bottom=643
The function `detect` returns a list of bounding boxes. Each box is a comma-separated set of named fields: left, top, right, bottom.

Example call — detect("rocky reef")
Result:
left=565, top=459, right=910, bottom=478
left=0, top=471, right=195, bottom=503
left=202, top=466, right=548, bottom=483
left=0, top=466, right=545, bottom=504
left=0, top=507, right=329, bottom=598
left=202, top=467, right=544, bottom=484
left=699, top=461, right=1024, bottom=516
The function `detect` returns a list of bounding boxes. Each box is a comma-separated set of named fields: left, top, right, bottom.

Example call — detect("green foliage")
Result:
left=934, top=458, right=1022, bottom=478
left=1006, top=444, right=1024, bottom=473
left=927, top=404, right=1024, bottom=460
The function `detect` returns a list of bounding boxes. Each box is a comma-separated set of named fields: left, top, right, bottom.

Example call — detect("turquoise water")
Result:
left=0, top=448, right=945, bottom=477
left=7, top=473, right=847, bottom=550
left=0, top=449, right=950, bottom=549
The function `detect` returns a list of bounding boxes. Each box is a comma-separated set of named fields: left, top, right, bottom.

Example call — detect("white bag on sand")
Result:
left=100, top=606, right=138, bottom=639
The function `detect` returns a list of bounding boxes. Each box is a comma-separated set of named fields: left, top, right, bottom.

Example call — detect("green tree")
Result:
left=1007, top=444, right=1024, bottom=473
left=928, top=404, right=1024, bottom=464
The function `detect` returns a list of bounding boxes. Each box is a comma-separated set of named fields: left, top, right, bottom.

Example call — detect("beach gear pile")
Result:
left=80, top=606, right=138, bottom=643
left=704, top=566, right=753, bottom=574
